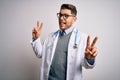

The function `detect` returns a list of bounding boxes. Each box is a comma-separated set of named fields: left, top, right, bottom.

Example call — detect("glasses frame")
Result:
left=57, top=13, right=75, bottom=19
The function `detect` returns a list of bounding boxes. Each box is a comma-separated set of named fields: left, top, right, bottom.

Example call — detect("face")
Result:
left=58, top=9, right=77, bottom=30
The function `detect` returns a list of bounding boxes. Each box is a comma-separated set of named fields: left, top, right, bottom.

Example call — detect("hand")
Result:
left=32, top=21, right=43, bottom=39
left=85, top=35, right=98, bottom=59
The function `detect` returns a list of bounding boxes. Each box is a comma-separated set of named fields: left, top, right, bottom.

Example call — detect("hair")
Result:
left=60, top=4, right=77, bottom=16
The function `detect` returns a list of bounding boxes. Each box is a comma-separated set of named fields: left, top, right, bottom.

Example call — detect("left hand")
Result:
left=85, top=35, right=98, bottom=59
left=32, top=21, right=43, bottom=39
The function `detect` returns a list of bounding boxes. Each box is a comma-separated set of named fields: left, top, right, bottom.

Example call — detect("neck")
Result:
left=60, top=25, right=75, bottom=34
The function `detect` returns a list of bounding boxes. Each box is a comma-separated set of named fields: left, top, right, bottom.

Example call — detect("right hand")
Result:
left=32, top=21, right=43, bottom=39
left=85, top=35, right=98, bottom=59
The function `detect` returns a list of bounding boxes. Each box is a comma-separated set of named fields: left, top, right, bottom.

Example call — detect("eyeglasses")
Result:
left=57, top=13, right=75, bottom=19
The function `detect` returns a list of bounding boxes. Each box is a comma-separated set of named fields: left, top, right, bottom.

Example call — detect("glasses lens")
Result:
left=57, top=13, right=60, bottom=17
left=57, top=13, right=74, bottom=19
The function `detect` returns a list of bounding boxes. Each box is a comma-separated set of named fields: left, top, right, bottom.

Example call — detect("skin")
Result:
left=58, top=9, right=77, bottom=30
left=85, top=35, right=98, bottom=59
left=32, top=9, right=98, bottom=59
left=32, top=21, right=43, bottom=39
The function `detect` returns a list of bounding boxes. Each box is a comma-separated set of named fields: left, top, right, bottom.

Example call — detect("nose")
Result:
left=59, top=15, right=65, bottom=20
left=59, top=16, right=64, bottom=19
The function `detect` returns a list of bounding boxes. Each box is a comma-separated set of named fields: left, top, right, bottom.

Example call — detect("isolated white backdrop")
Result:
left=0, top=0, right=120, bottom=80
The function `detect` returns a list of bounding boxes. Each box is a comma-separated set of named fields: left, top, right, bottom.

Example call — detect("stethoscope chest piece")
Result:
left=73, top=44, right=77, bottom=48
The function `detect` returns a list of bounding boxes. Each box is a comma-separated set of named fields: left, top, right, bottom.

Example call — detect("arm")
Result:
left=83, top=35, right=98, bottom=69
left=31, top=37, right=43, bottom=58
left=31, top=21, right=43, bottom=58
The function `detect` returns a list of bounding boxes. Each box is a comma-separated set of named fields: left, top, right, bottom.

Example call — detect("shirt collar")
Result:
left=60, top=25, right=75, bottom=35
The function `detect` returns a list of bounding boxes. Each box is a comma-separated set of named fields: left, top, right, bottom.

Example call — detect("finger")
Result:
left=32, top=29, right=36, bottom=38
left=85, top=48, right=92, bottom=55
left=93, top=51, right=98, bottom=57
left=92, top=47, right=98, bottom=57
left=86, top=35, right=90, bottom=48
left=91, top=47, right=97, bottom=53
left=39, top=22, right=43, bottom=31
left=32, top=29, right=35, bottom=33
left=32, top=33, right=35, bottom=38
left=34, top=27, right=38, bottom=32
left=32, top=27, right=37, bottom=33
left=91, top=36, right=98, bottom=47
left=37, top=21, right=39, bottom=27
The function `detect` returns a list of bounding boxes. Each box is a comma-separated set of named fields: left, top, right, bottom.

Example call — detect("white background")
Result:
left=0, top=0, right=120, bottom=80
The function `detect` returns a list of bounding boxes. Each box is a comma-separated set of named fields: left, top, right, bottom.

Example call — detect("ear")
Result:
left=74, top=16, right=77, bottom=21
left=73, top=16, right=77, bottom=22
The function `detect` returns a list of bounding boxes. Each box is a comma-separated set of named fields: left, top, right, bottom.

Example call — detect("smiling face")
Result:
left=58, top=9, right=77, bottom=30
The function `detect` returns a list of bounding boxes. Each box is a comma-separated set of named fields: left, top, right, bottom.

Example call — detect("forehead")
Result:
left=60, top=9, right=71, bottom=14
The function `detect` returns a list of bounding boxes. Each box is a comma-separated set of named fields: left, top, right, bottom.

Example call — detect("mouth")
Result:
left=59, top=21, right=66, bottom=29
left=60, top=22, right=66, bottom=25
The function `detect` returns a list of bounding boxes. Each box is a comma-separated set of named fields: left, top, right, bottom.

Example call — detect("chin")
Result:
left=60, top=27, right=65, bottom=30
left=59, top=26, right=66, bottom=30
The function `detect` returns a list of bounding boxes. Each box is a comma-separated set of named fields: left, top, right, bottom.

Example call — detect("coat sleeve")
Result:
left=30, top=32, right=54, bottom=59
left=31, top=37, right=43, bottom=58
left=83, top=58, right=96, bottom=69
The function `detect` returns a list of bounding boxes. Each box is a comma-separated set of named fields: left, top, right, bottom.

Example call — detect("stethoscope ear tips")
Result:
left=73, top=44, right=77, bottom=48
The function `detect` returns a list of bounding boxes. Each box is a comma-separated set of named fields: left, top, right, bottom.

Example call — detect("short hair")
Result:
left=60, top=4, right=77, bottom=16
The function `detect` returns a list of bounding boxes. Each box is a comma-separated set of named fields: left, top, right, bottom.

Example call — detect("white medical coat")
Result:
left=31, top=28, right=95, bottom=80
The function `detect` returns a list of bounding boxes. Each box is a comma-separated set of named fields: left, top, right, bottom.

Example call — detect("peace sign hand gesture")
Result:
left=85, top=35, right=98, bottom=59
left=32, top=21, right=43, bottom=39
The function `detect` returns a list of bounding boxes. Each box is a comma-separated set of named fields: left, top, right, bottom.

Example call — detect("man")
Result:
left=31, top=4, right=98, bottom=80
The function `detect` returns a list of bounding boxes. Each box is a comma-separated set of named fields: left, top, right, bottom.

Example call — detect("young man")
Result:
left=31, top=4, right=98, bottom=80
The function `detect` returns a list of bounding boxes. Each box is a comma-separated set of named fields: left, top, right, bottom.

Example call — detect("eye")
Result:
left=64, top=14, right=69, bottom=18
left=57, top=13, right=74, bottom=19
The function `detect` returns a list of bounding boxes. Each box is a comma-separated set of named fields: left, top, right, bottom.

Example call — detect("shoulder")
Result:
left=45, top=30, right=60, bottom=41
left=74, top=28, right=88, bottom=38
left=77, top=30, right=88, bottom=48
left=77, top=30, right=88, bottom=42
left=79, top=31, right=88, bottom=38
left=43, top=30, right=59, bottom=44
left=48, top=30, right=60, bottom=37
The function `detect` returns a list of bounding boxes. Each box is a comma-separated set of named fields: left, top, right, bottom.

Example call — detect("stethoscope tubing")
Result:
left=73, top=29, right=78, bottom=48
left=54, top=29, right=78, bottom=48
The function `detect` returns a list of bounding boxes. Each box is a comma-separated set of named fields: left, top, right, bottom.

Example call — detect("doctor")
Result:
left=31, top=4, right=98, bottom=80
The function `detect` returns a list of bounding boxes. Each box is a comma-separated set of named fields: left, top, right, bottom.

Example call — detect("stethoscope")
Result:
left=73, top=29, right=78, bottom=49
left=54, top=29, right=78, bottom=49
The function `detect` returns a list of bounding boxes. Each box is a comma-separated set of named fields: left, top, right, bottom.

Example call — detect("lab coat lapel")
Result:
left=67, top=28, right=78, bottom=80
left=50, top=30, right=60, bottom=63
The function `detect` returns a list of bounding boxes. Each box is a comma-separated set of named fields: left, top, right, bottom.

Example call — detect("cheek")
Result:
left=67, top=20, right=74, bottom=26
